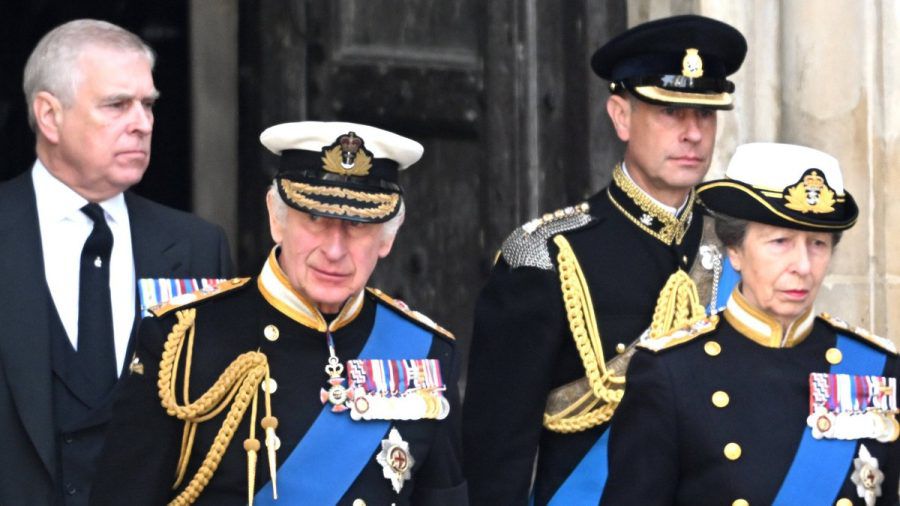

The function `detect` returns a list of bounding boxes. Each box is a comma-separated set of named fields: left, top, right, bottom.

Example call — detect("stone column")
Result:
left=628, top=0, right=899, bottom=342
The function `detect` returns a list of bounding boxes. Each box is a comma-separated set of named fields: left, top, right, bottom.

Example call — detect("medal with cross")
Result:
left=319, top=331, right=350, bottom=412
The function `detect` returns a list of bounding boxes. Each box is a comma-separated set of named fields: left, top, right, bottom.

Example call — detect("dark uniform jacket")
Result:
left=0, top=170, right=233, bottom=506
left=602, top=288, right=900, bottom=506
left=92, top=251, right=467, bottom=505
left=463, top=166, right=703, bottom=505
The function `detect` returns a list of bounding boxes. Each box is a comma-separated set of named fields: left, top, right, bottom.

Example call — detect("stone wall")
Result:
left=629, top=0, right=900, bottom=343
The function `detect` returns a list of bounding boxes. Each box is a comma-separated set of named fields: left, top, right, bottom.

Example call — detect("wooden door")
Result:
left=238, top=0, right=626, bottom=378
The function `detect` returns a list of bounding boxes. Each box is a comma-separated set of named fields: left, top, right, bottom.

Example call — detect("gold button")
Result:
left=835, top=499, right=852, bottom=506
left=712, top=391, right=730, bottom=408
left=616, top=343, right=626, bottom=354
left=261, top=378, right=278, bottom=394
left=826, top=348, right=843, bottom=365
left=724, top=442, right=742, bottom=460
left=733, top=500, right=749, bottom=506
left=682, top=255, right=688, bottom=264
left=264, top=324, right=280, bottom=342
left=704, top=341, right=721, bottom=356
left=352, top=500, right=366, bottom=506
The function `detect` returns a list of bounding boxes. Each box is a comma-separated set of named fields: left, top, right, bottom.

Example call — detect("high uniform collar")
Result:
left=257, top=247, right=364, bottom=332
left=607, top=163, right=695, bottom=245
left=723, top=286, right=815, bottom=348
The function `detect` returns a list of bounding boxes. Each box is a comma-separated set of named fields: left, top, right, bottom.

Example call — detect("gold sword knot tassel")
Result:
left=261, top=415, right=280, bottom=499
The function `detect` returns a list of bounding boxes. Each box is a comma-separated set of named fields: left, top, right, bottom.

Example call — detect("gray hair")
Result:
left=712, top=212, right=842, bottom=249
left=268, top=182, right=405, bottom=240
left=23, top=19, right=156, bottom=130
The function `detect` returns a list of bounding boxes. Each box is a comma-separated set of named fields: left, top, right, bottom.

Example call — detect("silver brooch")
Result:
left=851, top=444, right=883, bottom=506
left=376, top=428, right=415, bottom=493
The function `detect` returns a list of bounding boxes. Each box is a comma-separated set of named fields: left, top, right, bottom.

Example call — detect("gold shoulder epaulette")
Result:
left=500, top=203, right=594, bottom=270
left=149, top=277, right=251, bottom=317
left=367, top=287, right=455, bottom=340
left=819, top=313, right=898, bottom=355
left=638, top=314, right=720, bottom=353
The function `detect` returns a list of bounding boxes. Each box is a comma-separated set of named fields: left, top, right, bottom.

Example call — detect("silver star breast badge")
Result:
left=376, top=427, right=415, bottom=494
left=851, top=444, right=884, bottom=506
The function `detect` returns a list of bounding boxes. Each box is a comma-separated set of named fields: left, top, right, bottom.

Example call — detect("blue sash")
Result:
left=255, top=304, right=432, bottom=505
left=713, top=257, right=740, bottom=313
left=545, top=429, right=610, bottom=505
left=772, top=334, right=887, bottom=505
left=541, top=254, right=740, bottom=504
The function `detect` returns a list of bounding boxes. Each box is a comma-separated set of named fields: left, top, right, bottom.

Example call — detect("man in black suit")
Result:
left=0, top=19, right=233, bottom=506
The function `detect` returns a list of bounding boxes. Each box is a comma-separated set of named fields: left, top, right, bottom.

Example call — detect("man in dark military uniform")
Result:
left=463, top=15, right=746, bottom=505
left=92, top=122, right=468, bottom=505
left=602, top=142, right=899, bottom=505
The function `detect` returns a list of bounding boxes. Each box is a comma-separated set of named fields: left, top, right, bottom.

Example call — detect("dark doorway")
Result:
left=0, top=0, right=191, bottom=211
left=238, top=1, right=626, bottom=375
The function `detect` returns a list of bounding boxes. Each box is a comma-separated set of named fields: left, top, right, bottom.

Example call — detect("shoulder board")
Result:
left=818, top=313, right=898, bottom=355
left=367, top=287, right=455, bottom=341
left=500, top=202, right=594, bottom=270
left=149, top=277, right=251, bottom=317
left=638, top=314, right=720, bottom=353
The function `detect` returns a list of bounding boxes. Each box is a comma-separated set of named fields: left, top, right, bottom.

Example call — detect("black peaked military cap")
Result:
left=592, top=14, right=747, bottom=110
left=260, top=121, right=423, bottom=224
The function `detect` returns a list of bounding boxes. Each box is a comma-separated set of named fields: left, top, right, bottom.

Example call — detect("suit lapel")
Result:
left=0, top=172, right=57, bottom=478
left=127, top=192, right=187, bottom=279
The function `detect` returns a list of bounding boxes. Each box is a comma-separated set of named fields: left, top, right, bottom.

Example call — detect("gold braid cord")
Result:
left=543, top=236, right=625, bottom=433
left=648, top=269, right=706, bottom=339
left=157, top=309, right=277, bottom=506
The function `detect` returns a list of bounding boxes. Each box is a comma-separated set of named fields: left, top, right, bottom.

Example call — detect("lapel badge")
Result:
left=128, top=353, right=144, bottom=376
left=784, top=169, right=836, bottom=214
left=681, top=48, right=703, bottom=78
left=851, top=444, right=883, bottom=506
left=376, top=428, right=415, bottom=493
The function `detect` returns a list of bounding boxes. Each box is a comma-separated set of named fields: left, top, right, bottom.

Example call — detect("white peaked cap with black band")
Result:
left=260, top=121, right=424, bottom=223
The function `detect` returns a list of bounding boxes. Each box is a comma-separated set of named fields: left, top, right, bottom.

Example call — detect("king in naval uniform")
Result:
left=463, top=15, right=747, bottom=505
left=91, top=122, right=468, bottom=505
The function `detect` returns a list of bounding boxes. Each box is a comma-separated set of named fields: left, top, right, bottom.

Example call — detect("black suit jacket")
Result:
left=0, top=170, right=234, bottom=506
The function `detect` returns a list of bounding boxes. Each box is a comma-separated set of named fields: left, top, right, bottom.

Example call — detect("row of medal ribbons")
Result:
left=807, top=373, right=899, bottom=442
left=346, top=358, right=448, bottom=421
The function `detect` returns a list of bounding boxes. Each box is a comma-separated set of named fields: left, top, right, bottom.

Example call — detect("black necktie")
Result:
left=78, top=203, right=117, bottom=395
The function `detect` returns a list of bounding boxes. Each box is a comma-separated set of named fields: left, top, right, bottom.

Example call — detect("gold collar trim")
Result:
left=724, top=287, right=814, bottom=348
left=257, top=248, right=364, bottom=332
left=608, top=164, right=695, bottom=245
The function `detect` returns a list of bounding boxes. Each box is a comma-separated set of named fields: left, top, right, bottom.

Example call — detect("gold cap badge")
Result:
left=784, top=169, right=836, bottom=214
left=682, top=48, right=704, bottom=78
left=321, top=132, right=372, bottom=177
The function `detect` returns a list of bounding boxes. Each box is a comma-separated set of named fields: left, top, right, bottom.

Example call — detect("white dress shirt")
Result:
left=32, top=161, right=135, bottom=374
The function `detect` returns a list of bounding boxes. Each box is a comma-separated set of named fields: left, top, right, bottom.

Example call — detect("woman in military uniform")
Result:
left=91, top=122, right=467, bottom=505
left=601, top=143, right=898, bottom=505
